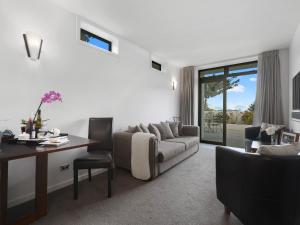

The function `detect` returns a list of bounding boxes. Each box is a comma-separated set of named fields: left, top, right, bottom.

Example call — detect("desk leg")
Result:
left=35, top=155, right=48, bottom=218
left=0, top=161, right=8, bottom=225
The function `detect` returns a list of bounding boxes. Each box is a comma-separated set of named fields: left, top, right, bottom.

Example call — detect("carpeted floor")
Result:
left=33, top=144, right=243, bottom=225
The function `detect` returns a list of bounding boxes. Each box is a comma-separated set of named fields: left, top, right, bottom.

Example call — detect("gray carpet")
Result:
left=34, top=144, right=243, bottom=225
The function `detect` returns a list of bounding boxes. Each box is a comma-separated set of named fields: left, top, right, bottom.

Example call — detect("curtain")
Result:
left=180, top=66, right=195, bottom=125
left=253, top=50, right=283, bottom=125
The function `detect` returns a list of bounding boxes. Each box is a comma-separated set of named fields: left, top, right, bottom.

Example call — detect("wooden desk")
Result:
left=0, top=135, right=98, bottom=225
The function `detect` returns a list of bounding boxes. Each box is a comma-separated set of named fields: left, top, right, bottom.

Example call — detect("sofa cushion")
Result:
left=128, top=125, right=143, bottom=133
left=148, top=124, right=161, bottom=141
left=153, top=124, right=167, bottom=140
left=160, top=122, right=174, bottom=139
left=140, top=123, right=150, bottom=133
left=167, top=121, right=179, bottom=137
left=165, top=136, right=199, bottom=149
left=158, top=141, right=186, bottom=162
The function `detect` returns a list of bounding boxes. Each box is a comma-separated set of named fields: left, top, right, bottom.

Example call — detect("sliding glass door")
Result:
left=199, top=62, right=257, bottom=147
left=200, top=71, right=225, bottom=145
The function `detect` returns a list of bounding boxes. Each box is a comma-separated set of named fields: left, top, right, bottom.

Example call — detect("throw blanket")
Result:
left=131, top=132, right=155, bottom=180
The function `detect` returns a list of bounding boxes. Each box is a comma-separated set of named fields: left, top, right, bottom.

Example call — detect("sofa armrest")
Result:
left=182, top=125, right=199, bottom=137
left=113, top=132, right=133, bottom=171
left=245, top=126, right=260, bottom=140
left=113, top=132, right=159, bottom=180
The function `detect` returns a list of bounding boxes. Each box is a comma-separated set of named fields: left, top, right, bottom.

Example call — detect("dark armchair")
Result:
left=216, top=146, right=300, bottom=225
left=245, top=126, right=271, bottom=151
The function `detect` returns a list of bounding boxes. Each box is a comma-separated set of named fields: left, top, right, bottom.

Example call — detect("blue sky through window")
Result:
left=207, top=73, right=257, bottom=111
left=88, top=37, right=111, bottom=51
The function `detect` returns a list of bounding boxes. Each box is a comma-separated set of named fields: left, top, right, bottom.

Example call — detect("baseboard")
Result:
left=8, top=169, right=105, bottom=208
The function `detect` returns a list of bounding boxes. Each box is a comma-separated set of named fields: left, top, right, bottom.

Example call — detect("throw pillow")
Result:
left=140, top=123, right=150, bottom=133
left=261, top=123, right=285, bottom=132
left=257, top=143, right=300, bottom=156
left=153, top=124, right=167, bottom=140
left=160, top=122, right=174, bottom=139
left=128, top=125, right=143, bottom=133
left=167, top=121, right=179, bottom=137
left=136, top=125, right=143, bottom=132
left=148, top=124, right=161, bottom=141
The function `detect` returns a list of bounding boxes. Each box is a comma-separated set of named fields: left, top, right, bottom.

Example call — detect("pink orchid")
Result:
left=33, top=91, right=62, bottom=121
left=41, top=91, right=62, bottom=104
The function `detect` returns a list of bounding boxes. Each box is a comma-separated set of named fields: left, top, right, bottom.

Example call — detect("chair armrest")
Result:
left=245, top=126, right=261, bottom=140
left=113, top=132, right=159, bottom=180
left=182, top=125, right=200, bottom=136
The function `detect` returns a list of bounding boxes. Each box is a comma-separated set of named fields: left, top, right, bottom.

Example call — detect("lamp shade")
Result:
left=23, top=32, right=43, bottom=60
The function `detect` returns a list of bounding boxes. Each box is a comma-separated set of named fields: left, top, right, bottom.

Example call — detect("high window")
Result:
left=80, top=29, right=112, bottom=52
left=77, top=18, right=119, bottom=55
left=152, top=61, right=162, bottom=71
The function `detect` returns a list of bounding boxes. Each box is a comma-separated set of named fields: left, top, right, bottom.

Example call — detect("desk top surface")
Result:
left=0, top=135, right=98, bottom=161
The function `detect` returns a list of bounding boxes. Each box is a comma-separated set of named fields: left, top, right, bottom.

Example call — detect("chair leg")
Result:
left=88, top=168, right=92, bottom=182
left=111, top=167, right=114, bottom=180
left=73, top=168, right=78, bottom=200
left=107, top=168, right=112, bottom=198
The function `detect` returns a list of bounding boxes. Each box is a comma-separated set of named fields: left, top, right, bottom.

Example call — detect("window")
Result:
left=80, top=29, right=112, bottom=52
left=198, top=61, right=258, bottom=147
left=77, top=17, right=119, bottom=55
left=152, top=61, right=162, bottom=71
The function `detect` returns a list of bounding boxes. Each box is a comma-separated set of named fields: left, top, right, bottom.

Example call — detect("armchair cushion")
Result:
left=257, top=144, right=300, bottom=156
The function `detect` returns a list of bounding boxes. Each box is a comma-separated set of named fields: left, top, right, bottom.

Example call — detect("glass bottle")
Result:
left=35, top=110, right=42, bottom=138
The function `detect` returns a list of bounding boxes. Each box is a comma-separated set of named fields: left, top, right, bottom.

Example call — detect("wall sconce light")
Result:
left=23, top=32, right=43, bottom=61
left=172, top=80, right=177, bottom=90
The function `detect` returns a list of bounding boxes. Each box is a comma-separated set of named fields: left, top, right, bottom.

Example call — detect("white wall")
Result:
left=0, top=0, right=180, bottom=206
left=289, top=23, right=300, bottom=132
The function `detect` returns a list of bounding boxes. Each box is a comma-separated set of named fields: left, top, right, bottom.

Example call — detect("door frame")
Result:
left=198, top=61, right=257, bottom=146
left=198, top=72, right=227, bottom=145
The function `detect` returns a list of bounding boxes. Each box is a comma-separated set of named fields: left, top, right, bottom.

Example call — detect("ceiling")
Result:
left=49, top=0, right=300, bottom=67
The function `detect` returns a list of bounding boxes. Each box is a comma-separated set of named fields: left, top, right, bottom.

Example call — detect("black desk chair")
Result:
left=73, top=118, right=113, bottom=200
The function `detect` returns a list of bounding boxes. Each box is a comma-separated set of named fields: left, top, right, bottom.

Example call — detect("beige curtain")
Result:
left=180, top=66, right=195, bottom=125
left=253, top=50, right=283, bottom=125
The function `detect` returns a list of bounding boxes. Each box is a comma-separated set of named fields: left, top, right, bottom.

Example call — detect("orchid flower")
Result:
left=41, top=91, right=62, bottom=104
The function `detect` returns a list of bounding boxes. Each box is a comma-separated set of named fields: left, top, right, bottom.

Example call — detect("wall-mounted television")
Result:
left=293, top=71, right=300, bottom=110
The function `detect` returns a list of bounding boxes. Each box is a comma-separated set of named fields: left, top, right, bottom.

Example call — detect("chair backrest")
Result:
left=87, top=118, right=113, bottom=152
